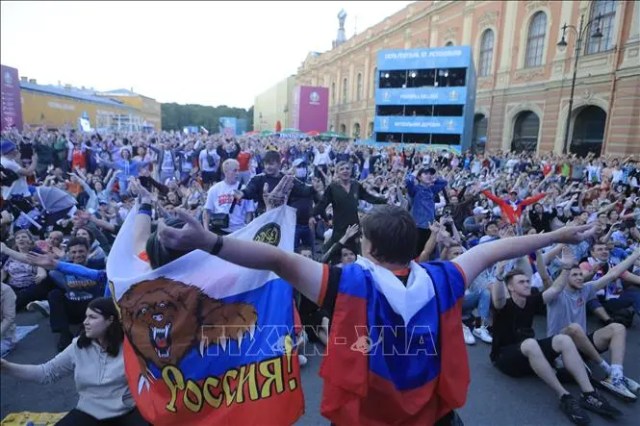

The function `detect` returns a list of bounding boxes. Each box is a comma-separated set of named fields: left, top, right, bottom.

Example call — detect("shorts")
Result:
left=202, top=171, right=217, bottom=184
left=587, top=331, right=608, bottom=354
left=493, top=336, right=560, bottom=377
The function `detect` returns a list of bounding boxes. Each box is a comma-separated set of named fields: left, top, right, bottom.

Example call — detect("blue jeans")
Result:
left=587, top=288, right=640, bottom=315
left=462, top=288, right=491, bottom=322
left=295, top=224, right=315, bottom=253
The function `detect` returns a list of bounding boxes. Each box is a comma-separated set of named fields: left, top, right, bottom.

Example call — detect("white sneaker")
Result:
left=622, top=376, right=640, bottom=394
left=298, top=354, right=308, bottom=367
left=462, top=324, right=476, bottom=345
left=472, top=326, right=493, bottom=344
left=600, top=376, right=637, bottom=401
left=27, top=300, right=50, bottom=317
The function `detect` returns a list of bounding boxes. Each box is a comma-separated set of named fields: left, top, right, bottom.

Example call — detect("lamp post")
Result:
left=557, top=14, right=603, bottom=154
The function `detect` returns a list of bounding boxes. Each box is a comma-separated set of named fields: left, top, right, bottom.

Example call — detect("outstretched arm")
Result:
left=591, top=250, right=640, bottom=291
left=454, top=224, right=596, bottom=287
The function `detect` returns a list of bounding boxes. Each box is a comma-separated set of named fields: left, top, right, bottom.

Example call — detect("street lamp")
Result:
left=557, top=14, right=603, bottom=154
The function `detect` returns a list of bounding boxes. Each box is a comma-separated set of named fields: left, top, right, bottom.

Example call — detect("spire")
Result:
left=335, top=9, right=347, bottom=47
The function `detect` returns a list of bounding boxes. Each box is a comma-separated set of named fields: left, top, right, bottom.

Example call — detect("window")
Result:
left=479, top=29, right=494, bottom=76
left=445, top=41, right=454, bottom=46
left=353, top=123, right=361, bottom=138
left=342, top=78, right=348, bottom=104
left=356, top=73, right=363, bottom=101
left=511, top=111, right=540, bottom=152
left=525, top=12, right=547, bottom=68
left=586, top=0, right=617, bottom=54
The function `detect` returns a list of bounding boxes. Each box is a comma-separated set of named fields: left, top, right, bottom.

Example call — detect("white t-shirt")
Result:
left=205, top=181, right=254, bottom=232
left=199, top=149, right=220, bottom=172
left=1, top=157, right=30, bottom=199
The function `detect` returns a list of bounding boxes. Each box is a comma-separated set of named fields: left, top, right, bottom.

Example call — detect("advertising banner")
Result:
left=377, top=46, right=472, bottom=70
left=1, top=65, right=23, bottom=131
left=374, top=116, right=464, bottom=134
left=295, top=86, right=328, bottom=133
left=376, top=87, right=467, bottom=105
left=219, top=117, right=237, bottom=136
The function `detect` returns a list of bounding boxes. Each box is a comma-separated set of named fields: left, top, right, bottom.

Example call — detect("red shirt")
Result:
left=237, top=152, right=251, bottom=171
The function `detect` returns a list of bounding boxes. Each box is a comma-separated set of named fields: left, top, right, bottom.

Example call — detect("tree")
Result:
left=160, top=103, right=253, bottom=132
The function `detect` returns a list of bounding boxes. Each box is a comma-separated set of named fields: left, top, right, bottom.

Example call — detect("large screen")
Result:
left=374, top=47, right=475, bottom=152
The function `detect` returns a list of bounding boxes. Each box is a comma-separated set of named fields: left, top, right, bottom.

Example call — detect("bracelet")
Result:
left=138, top=209, right=152, bottom=217
left=209, top=235, right=224, bottom=256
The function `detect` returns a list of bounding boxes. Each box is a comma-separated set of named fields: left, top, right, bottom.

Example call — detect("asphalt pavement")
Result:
left=2, top=311, right=639, bottom=425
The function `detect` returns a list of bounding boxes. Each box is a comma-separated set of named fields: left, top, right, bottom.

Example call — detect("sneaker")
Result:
left=599, top=376, right=638, bottom=402
left=622, top=376, right=640, bottom=394
left=559, top=394, right=591, bottom=425
left=472, top=326, right=493, bottom=344
left=27, top=300, right=50, bottom=317
left=580, top=390, right=623, bottom=418
left=298, top=354, right=308, bottom=367
left=462, top=324, right=476, bottom=345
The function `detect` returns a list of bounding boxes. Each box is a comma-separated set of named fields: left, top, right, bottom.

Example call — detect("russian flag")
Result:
left=107, top=206, right=304, bottom=426
left=319, top=259, right=469, bottom=425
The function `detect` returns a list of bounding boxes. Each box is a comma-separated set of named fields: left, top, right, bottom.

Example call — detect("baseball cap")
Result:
left=473, top=207, right=489, bottom=215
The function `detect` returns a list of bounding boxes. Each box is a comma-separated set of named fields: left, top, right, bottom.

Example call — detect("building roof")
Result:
left=20, top=81, right=134, bottom=109
left=99, top=88, right=137, bottom=96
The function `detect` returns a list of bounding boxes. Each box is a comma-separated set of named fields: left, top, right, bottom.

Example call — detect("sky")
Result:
left=1, top=1, right=414, bottom=109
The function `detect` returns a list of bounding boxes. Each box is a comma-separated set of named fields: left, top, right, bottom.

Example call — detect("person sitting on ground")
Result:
left=0, top=231, right=47, bottom=310
left=0, top=297, right=149, bottom=425
left=545, top=248, right=640, bottom=401
left=1, top=282, right=16, bottom=357
left=490, top=267, right=622, bottom=424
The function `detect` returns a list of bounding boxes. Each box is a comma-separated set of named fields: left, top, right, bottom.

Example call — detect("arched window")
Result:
left=511, top=111, right=540, bottom=152
left=479, top=30, right=495, bottom=77
left=570, top=106, right=606, bottom=157
left=586, top=0, right=617, bottom=54
left=368, top=121, right=374, bottom=138
left=339, top=123, right=346, bottom=134
left=342, top=77, right=348, bottom=104
left=472, top=114, right=488, bottom=152
left=525, top=12, right=547, bottom=68
left=356, top=73, right=363, bottom=101
left=331, top=82, right=336, bottom=106
left=445, top=41, right=454, bottom=46
left=353, top=122, right=361, bottom=138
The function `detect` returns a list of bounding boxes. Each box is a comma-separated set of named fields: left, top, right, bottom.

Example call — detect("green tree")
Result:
left=160, top=103, right=253, bottom=132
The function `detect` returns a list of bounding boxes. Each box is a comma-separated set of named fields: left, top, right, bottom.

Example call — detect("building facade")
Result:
left=253, top=75, right=296, bottom=131
left=18, top=78, right=161, bottom=132
left=296, top=0, right=640, bottom=156
left=96, top=89, right=162, bottom=131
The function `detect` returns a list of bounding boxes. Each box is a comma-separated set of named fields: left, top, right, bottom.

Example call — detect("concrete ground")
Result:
left=2, top=311, right=639, bottom=425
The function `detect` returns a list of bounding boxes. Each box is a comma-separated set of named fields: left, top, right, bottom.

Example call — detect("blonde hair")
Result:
left=222, top=159, right=239, bottom=172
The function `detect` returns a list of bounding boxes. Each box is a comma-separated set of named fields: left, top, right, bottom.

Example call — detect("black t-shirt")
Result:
left=490, top=291, right=543, bottom=362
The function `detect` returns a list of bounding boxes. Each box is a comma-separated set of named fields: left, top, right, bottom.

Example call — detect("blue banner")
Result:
left=376, top=87, right=467, bottom=105
left=377, top=46, right=472, bottom=71
left=374, top=116, right=464, bottom=134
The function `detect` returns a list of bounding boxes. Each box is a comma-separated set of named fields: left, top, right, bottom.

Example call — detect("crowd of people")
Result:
left=1, top=125, right=640, bottom=425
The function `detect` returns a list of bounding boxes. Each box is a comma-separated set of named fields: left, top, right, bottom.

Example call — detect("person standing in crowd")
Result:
left=1, top=140, right=37, bottom=202
left=405, top=167, right=448, bottom=256
left=310, top=161, right=387, bottom=251
left=203, top=159, right=254, bottom=234
left=0, top=297, right=148, bottom=425
left=198, top=140, right=221, bottom=189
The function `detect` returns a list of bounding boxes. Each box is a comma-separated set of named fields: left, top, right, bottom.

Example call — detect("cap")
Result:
left=1, top=139, right=16, bottom=155
left=473, top=206, right=489, bottom=215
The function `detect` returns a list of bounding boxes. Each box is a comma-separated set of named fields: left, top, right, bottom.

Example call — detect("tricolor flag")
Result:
left=319, top=257, right=469, bottom=425
left=107, top=206, right=304, bottom=426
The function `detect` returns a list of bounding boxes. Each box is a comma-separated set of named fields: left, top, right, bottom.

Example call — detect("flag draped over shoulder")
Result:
left=107, top=206, right=304, bottom=426
left=319, top=258, right=469, bottom=425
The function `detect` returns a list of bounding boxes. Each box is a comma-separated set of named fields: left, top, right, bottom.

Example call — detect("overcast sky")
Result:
left=1, top=1, right=414, bottom=109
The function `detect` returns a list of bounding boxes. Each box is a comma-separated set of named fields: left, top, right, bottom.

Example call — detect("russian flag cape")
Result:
left=319, top=257, right=470, bottom=425
left=106, top=205, right=304, bottom=426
